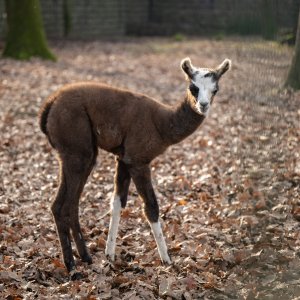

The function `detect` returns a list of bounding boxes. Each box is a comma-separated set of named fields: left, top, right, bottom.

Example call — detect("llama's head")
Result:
left=181, top=57, right=231, bottom=115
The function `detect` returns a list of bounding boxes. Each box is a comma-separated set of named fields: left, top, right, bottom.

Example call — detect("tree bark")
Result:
left=285, top=9, right=300, bottom=89
left=2, top=0, right=56, bottom=60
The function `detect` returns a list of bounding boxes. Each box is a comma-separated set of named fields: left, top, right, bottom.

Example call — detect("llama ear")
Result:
left=181, top=57, right=196, bottom=80
left=216, top=59, right=231, bottom=78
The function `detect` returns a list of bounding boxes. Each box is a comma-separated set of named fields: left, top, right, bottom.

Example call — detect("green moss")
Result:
left=2, top=0, right=56, bottom=61
left=172, top=33, right=185, bottom=42
left=214, top=32, right=225, bottom=41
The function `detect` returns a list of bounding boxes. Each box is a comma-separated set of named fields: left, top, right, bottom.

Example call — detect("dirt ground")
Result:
left=0, top=37, right=299, bottom=299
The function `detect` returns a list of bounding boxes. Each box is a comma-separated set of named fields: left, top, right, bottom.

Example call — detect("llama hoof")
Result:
left=105, top=246, right=115, bottom=262
left=105, top=253, right=115, bottom=263
left=65, top=260, right=76, bottom=273
left=81, top=253, right=93, bottom=264
left=162, top=257, right=172, bottom=265
left=70, top=270, right=84, bottom=281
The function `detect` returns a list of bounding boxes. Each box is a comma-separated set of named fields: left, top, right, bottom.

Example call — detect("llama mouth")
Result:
left=196, top=105, right=209, bottom=115
left=195, top=100, right=209, bottom=113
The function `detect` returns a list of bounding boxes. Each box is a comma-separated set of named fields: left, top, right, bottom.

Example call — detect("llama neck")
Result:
left=163, top=95, right=206, bottom=145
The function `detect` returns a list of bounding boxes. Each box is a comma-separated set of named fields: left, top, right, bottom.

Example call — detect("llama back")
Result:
left=39, top=82, right=165, bottom=156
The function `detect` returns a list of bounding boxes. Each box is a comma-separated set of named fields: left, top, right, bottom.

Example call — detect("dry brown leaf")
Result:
left=0, top=38, right=298, bottom=299
left=52, top=258, right=65, bottom=269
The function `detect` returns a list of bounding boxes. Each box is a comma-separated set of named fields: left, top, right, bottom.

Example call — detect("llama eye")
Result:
left=189, top=83, right=199, bottom=98
left=212, top=89, right=218, bottom=96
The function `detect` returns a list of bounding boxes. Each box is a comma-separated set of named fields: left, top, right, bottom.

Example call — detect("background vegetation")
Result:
left=0, top=0, right=299, bottom=298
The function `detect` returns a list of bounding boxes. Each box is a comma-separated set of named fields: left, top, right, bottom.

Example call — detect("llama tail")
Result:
left=39, top=100, right=53, bottom=135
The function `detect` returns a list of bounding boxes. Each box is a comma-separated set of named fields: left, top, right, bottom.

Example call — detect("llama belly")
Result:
left=123, top=137, right=168, bottom=165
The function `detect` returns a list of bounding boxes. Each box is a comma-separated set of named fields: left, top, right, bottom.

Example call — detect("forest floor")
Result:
left=0, top=37, right=299, bottom=299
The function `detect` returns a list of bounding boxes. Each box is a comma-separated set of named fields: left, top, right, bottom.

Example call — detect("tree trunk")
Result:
left=285, top=9, right=300, bottom=89
left=2, top=0, right=56, bottom=60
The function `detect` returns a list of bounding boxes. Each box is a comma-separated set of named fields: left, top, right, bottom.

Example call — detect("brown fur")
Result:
left=39, top=57, right=230, bottom=277
left=41, top=82, right=204, bottom=163
left=39, top=82, right=204, bottom=275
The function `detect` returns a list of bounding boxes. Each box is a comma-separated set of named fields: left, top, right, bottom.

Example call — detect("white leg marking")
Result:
left=150, top=221, right=171, bottom=264
left=105, top=195, right=121, bottom=261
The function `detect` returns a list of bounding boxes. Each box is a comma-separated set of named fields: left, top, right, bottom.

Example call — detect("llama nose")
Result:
left=200, top=103, right=208, bottom=110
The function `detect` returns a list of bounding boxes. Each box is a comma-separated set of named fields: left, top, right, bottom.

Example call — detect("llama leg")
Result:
left=70, top=205, right=92, bottom=264
left=130, top=165, right=171, bottom=264
left=51, top=170, right=74, bottom=272
left=105, top=160, right=131, bottom=261
left=105, top=194, right=122, bottom=261
left=69, top=153, right=96, bottom=264
left=149, top=221, right=171, bottom=264
left=52, top=153, right=95, bottom=273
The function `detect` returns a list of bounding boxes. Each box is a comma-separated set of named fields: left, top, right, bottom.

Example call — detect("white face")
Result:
left=181, top=58, right=231, bottom=115
left=190, top=69, right=218, bottom=115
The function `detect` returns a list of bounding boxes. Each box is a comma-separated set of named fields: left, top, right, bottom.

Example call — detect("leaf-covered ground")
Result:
left=0, top=38, right=299, bottom=299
